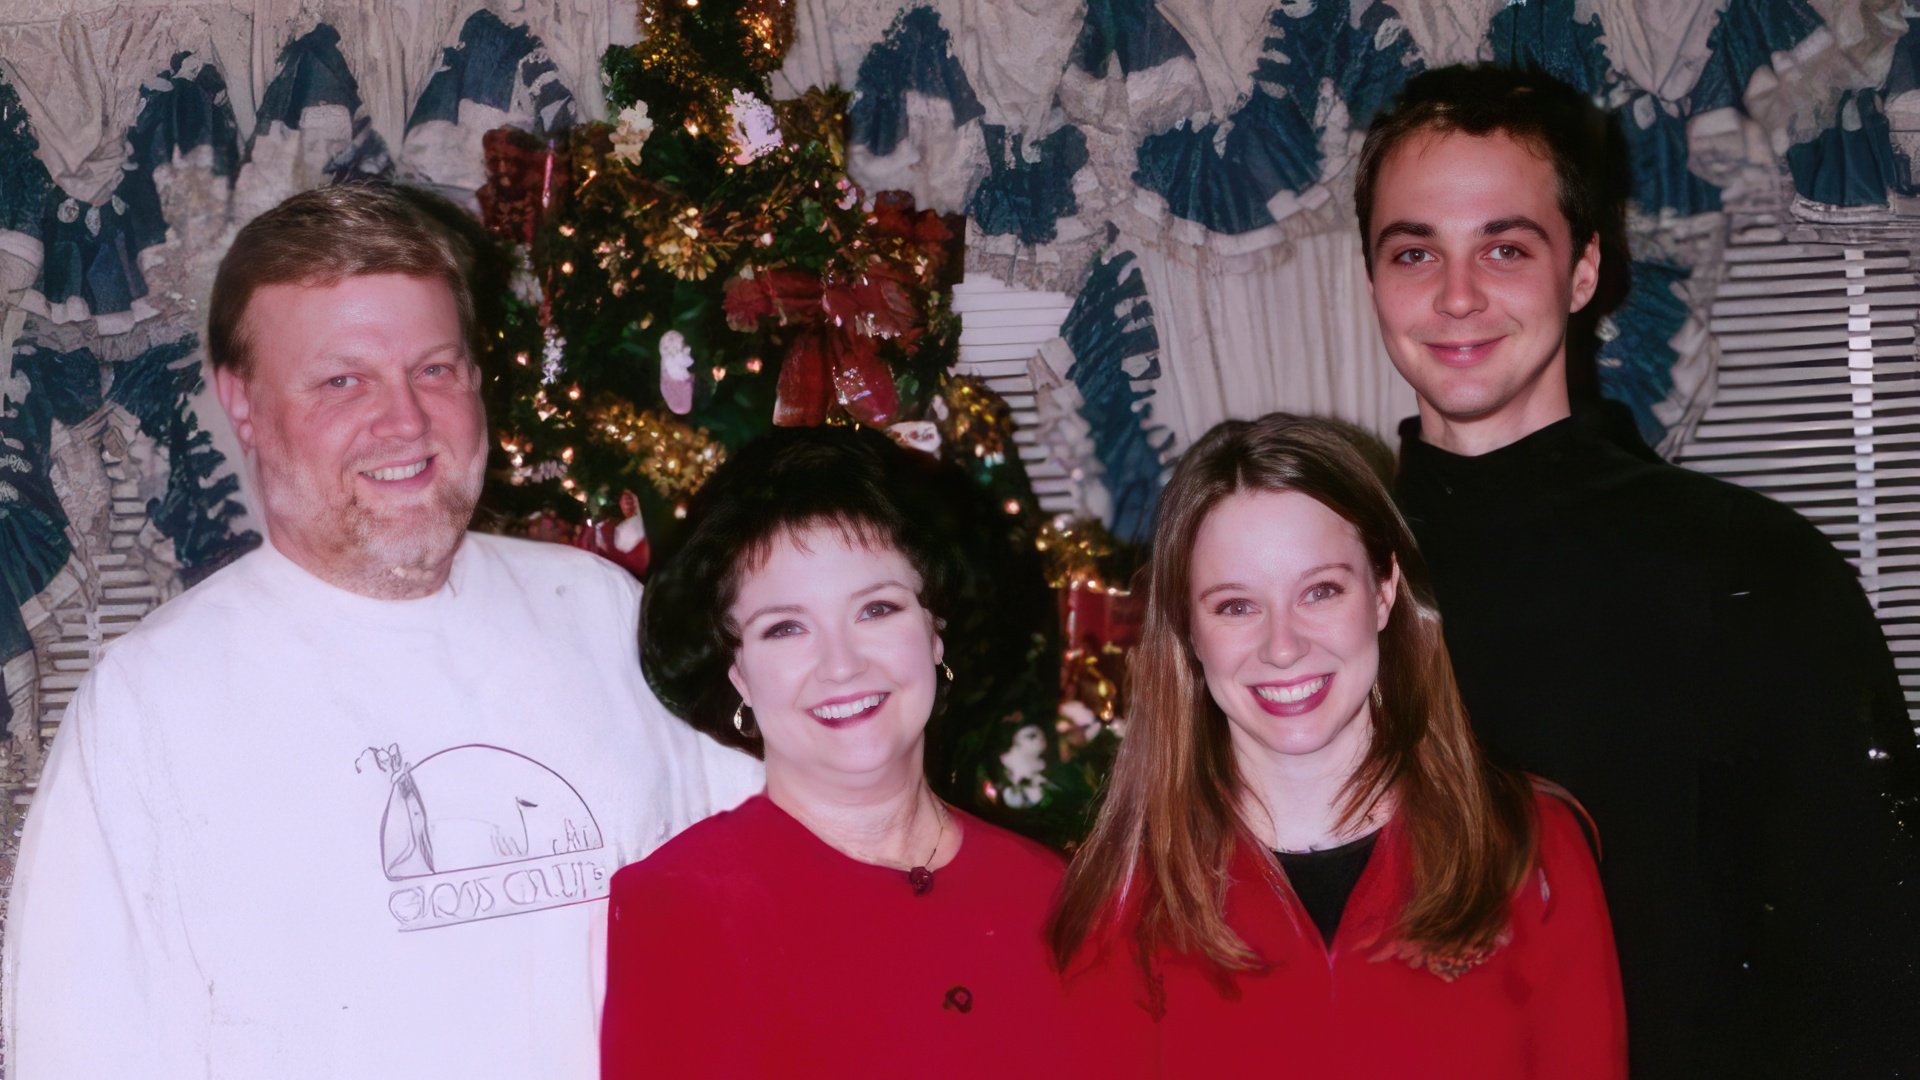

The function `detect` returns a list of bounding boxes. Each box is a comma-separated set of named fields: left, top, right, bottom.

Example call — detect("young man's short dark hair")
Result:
left=1354, top=65, right=1626, bottom=280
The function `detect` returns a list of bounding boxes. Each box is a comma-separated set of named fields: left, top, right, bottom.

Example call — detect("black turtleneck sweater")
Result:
left=1396, top=410, right=1920, bottom=1079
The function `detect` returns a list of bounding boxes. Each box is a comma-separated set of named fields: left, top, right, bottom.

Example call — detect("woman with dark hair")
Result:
left=1052, top=413, right=1625, bottom=1078
left=601, top=425, right=1079, bottom=1078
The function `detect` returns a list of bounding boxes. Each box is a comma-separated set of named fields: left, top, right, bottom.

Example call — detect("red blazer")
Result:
left=1067, top=791, right=1627, bottom=1078
left=601, top=795, right=1093, bottom=1078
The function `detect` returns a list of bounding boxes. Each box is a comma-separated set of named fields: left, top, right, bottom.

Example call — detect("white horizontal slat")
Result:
left=1726, top=255, right=1908, bottom=278
left=954, top=307, right=1076, bottom=330
left=1720, top=359, right=1920, bottom=382
left=953, top=358, right=1038, bottom=378
left=960, top=324, right=1069, bottom=347
left=1716, top=324, right=1913, bottom=352
left=1711, top=309, right=1907, bottom=334
left=956, top=342, right=1051, bottom=364
left=1713, top=272, right=1917, bottom=298
left=1713, top=382, right=1857, bottom=403
left=1716, top=345, right=1856, bottom=368
left=1724, top=243, right=1856, bottom=262
left=1713, top=291, right=1920, bottom=316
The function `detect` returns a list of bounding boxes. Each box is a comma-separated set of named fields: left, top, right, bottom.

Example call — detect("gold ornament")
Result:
left=591, top=402, right=727, bottom=499
left=1035, top=517, right=1119, bottom=590
left=737, top=0, right=796, bottom=72
left=937, top=376, right=1014, bottom=466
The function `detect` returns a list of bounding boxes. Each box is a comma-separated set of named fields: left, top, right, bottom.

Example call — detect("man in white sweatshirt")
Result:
left=3, top=183, right=759, bottom=1078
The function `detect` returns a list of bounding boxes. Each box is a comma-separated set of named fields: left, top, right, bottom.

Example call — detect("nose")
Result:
left=1258, top=611, right=1307, bottom=670
left=815, top=626, right=870, bottom=683
left=1435, top=259, right=1486, bottom=319
left=370, top=380, right=430, bottom=441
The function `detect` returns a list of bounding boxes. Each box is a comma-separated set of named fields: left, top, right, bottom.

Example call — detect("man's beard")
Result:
left=261, top=450, right=483, bottom=598
left=337, top=475, right=481, bottom=597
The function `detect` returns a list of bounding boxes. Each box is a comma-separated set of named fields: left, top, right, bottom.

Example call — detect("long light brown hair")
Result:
left=1050, top=413, right=1535, bottom=975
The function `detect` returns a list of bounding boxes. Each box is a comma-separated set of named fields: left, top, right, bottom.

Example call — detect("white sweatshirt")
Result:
left=4, top=533, right=760, bottom=1079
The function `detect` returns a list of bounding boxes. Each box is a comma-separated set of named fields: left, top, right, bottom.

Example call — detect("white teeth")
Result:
left=811, top=694, right=883, bottom=721
left=1256, top=677, right=1328, bottom=704
left=364, top=460, right=428, bottom=482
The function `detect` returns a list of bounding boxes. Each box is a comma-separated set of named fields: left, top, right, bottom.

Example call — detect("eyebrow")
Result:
left=1194, top=563, right=1356, bottom=602
left=739, top=579, right=914, bottom=625
left=1372, top=216, right=1552, bottom=254
left=1480, top=216, right=1552, bottom=242
left=313, top=341, right=466, bottom=370
left=1372, top=221, right=1432, bottom=251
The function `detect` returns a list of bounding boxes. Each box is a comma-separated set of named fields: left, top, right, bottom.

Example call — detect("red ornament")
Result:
left=478, top=128, right=570, bottom=245
left=725, top=271, right=903, bottom=427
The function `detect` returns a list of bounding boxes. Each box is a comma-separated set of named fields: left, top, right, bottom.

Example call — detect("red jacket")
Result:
left=1068, top=791, right=1627, bottom=1078
left=601, top=795, right=1091, bottom=1078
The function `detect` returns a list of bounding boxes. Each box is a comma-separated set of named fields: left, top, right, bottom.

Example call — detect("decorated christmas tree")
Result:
left=470, top=0, right=1126, bottom=846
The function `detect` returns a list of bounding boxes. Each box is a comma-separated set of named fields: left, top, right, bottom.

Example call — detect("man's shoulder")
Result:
left=459, top=532, right=639, bottom=601
left=96, top=547, right=276, bottom=666
left=1606, top=456, right=1838, bottom=558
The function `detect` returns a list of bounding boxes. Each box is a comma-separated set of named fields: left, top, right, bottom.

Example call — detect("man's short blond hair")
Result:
left=208, top=183, right=477, bottom=377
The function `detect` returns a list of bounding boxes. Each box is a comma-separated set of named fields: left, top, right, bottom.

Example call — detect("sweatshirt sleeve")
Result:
left=3, top=658, right=209, bottom=1079
left=1524, top=796, right=1628, bottom=1080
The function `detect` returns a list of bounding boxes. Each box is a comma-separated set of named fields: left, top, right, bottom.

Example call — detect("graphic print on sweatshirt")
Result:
left=356, top=743, right=611, bottom=931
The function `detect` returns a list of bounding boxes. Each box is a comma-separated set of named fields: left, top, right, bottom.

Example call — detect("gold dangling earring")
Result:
left=732, top=700, right=751, bottom=735
left=939, top=662, right=954, bottom=683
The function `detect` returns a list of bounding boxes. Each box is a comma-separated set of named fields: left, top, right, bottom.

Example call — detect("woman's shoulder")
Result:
left=1527, top=782, right=1600, bottom=864
left=952, top=807, right=1067, bottom=870
left=611, top=793, right=775, bottom=901
left=1518, top=783, right=1607, bottom=921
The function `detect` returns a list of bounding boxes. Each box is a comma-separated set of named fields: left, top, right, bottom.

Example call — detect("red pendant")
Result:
left=907, top=866, right=934, bottom=896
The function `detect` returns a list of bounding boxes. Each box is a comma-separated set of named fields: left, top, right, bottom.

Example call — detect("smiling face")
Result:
left=1188, top=489, right=1397, bottom=780
left=214, top=273, right=486, bottom=598
left=727, top=525, right=943, bottom=791
left=1366, top=129, right=1600, bottom=455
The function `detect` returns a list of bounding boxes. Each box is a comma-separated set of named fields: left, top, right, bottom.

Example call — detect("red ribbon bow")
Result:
left=723, top=265, right=918, bottom=426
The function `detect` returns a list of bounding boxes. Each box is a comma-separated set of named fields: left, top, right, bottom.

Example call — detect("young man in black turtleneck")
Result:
left=1357, top=66, right=1919, bottom=1077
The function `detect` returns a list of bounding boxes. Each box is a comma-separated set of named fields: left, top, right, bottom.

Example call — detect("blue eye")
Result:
left=1303, top=583, right=1343, bottom=603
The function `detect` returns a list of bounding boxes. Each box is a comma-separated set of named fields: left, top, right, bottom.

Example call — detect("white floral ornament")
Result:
left=998, top=725, right=1051, bottom=809
left=610, top=102, right=654, bottom=164
left=659, top=329, right=696, bottom=414
left=541, top=327, right=566, bottom=385
left=726, top=89, right=782, bottom=165
left=1059, top=700, right=1104, bottom=742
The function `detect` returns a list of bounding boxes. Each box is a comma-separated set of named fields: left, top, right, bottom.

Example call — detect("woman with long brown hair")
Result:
left=1053, top=413, right=1625, bottom=1078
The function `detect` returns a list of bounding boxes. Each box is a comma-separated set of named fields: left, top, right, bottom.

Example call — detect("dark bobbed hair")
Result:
left=1052, top=413, right=1536, bottom=976
left=209, top=183, right=478, bottom=377
left=642, top=425, right=974, bottom=761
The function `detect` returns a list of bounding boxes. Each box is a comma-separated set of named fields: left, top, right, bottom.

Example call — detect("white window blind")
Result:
left=950, top=276, right=1081, bottom=516
left=1677, top=218, right=1920, bottom=732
